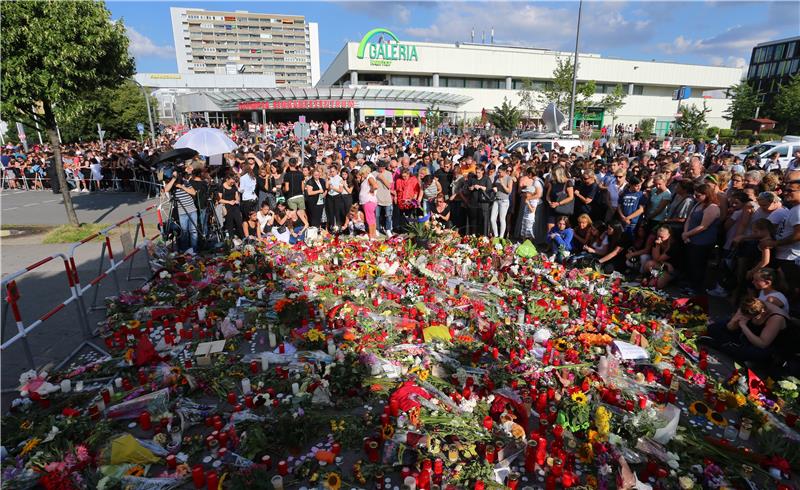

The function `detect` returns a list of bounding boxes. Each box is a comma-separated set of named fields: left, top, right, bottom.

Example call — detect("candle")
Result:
left=101, top=389, right=111, bottom=404
left=291, top=382, right=300, bottom=395
left=114, top=377, right=123, bottom=389
left=198, top=306, right=206, bottom=321
left=277, top=460, right=288, bottom=476
left=261, top=454, right=272, bottom=470
left=166, top=454, right=177, bottom=469
left=332, top=442, right=341, bottom=456
left=261, top=354, right=269, bottom=371
left=366, top=440, right=380, bottom=463
left=75, top=380, right=84, bottom=392
left=60, top=379, right=72, bottom=393
left=96, top=399, right=106, bottom=412
left=205, top=471, right=218, bottom=490
left=250, top=360, right=258, bottom=374
left=278, top=342, right=285, bottom=354
left=390, top=398, right=400, bottom=417
left=662, top=369, right=673, bottom=386
left=270, top=475, right=284, bottom=490
left=227, top=392, right=237, bottom=405
left=192, top=465, right=205, bottom=488
left=139, top=411, right=152, bottom=430
left=242, top=378, right=252, bottom=395
left=484, top=444, right=496, bottom=463
left=525, top=440, right=538, bottom=472
left=268, top=332, right=277, bottom=348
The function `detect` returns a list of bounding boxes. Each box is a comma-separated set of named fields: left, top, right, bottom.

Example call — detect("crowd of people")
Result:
left=3, top=119, right=799, bottom=372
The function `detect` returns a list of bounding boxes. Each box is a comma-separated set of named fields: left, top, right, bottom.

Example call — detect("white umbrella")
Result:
left=174, top=127, right=238, bottom=157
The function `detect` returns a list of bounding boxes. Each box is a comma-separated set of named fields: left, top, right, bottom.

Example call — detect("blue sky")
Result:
left=109, top=1, right=800, bottom=75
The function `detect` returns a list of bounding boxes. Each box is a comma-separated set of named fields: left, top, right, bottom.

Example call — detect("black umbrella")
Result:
left=150, top=147, right=198, bottom=165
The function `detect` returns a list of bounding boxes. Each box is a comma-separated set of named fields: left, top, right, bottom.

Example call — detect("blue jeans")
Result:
left=289, top=226, right=305, bottom=245
left=377, top=204, right=393, bottom=233
left=178, top=211, right=198, bottom=251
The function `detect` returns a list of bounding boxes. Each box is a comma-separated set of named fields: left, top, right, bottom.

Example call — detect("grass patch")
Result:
left=42, top=223, right=106, bottom=244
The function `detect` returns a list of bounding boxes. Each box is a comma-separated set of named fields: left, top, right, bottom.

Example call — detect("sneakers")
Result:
left=706, top=285, right=728, bottom=298
left=385, top=230, right=393, bottom=238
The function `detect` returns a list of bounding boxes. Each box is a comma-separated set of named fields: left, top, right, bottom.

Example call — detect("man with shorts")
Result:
left=282, top=157, right=308, bottom=222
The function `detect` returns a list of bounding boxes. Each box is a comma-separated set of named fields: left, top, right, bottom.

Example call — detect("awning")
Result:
left=186, top=87, right=471, bottom=112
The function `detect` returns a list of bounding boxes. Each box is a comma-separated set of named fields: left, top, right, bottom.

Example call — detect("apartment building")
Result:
left=170, top=7, right=320, bottom=86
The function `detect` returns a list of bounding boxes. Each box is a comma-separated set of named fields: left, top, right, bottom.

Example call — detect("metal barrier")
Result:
left=1, top=253, right=101, bottom=369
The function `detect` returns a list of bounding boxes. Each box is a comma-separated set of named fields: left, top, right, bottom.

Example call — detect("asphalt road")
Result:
left=1, top=189, right=159, bottom=225
left=1, top=190, right=160, bottom=406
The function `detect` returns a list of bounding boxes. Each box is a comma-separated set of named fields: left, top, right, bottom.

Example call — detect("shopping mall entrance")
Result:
left=238, top=109, right=350, bottom=124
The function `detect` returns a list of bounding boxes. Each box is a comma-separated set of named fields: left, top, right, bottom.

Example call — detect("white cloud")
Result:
left=404, top=1, right=652, bottom=52
left=126, top=25, right=174, bottom=60
left=339, top=2, right=415, bottom=25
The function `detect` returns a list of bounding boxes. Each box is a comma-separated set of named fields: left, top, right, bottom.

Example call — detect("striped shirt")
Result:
left=174, top=186, right=197, bottom=214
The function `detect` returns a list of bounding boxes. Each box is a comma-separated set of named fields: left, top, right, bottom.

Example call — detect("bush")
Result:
left=706, top=127, right=720, bottom=139
left=719, top=128, right=734, bottom=138
left=758, top=132, right=782, bottom=142
left=737, top=129, right=753, bottom=139
left=639, top=118, right=655, bottom=136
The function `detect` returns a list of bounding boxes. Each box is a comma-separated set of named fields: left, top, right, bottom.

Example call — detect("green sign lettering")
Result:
left=356, top=28, right=418, bottom=66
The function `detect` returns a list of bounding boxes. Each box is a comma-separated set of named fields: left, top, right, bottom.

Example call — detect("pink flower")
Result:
left=44, top=462, right=66, bottom=473
left=75, top=445, right=89, bottom=462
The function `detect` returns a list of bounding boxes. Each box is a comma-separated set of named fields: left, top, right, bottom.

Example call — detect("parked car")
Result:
left=736, top=136, right=800, bottom=170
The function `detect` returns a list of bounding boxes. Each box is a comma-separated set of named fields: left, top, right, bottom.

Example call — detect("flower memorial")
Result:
left=3, top=231, right=800, bottom=490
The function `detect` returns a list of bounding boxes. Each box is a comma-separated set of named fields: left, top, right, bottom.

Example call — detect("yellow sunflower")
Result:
left=128, top=320, right=141, bottom=329
left=19, top=438, right=40, bottom=457
left=689, top=401, right=710, bottom=416
left=707, top=411, right=728, bottom=427
left=554, top=338, right=570, bottom=352
left=382, top=424, right=395, bottom=440
left=306, top=329, right=325, bottom=342
left=326, top=472, right=342, bottom=490
left=571, top=392, right=588, bottom=405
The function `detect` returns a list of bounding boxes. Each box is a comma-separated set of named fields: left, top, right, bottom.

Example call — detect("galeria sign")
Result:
left=356, top=28, right=418, bottom=66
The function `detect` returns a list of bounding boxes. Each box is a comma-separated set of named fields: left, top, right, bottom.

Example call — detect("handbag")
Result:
left=554, top=187, right=574, bottom=215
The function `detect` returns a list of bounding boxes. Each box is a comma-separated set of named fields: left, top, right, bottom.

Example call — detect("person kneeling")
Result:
left=704, top=297, right=787, bottom=364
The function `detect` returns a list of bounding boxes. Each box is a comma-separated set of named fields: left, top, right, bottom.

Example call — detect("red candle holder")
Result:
left=551, top=458, right=564, bottom=477
left=260, top=455, right=272, bottom=470
left=192, top=465, right=205, bottom=488
left=227, top=392, right=237, bottom=405
left=166, top=454, right=177, bottom=469
left=332, top=442, right=341, bottom=456
left=277, top=460, right=288, bottom=476
left=366, top=440, right=380, bottom=463
left=484, top=444, right=496, bottom=463
left=138, top=411, right=152, bottom=430
left=525, top=440, right=538, bottom=472
left=205, top=471, right=218, bottom=490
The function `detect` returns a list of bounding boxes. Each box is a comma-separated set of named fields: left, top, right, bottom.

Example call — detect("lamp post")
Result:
left=568, top=0, right=583, bottom=133
left=132, top=80, right=156, bottom=146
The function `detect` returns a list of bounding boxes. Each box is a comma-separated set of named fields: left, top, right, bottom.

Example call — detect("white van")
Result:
left=506, top=133, right=584, bottom=157
left=736, top=136, right=800, bottom=170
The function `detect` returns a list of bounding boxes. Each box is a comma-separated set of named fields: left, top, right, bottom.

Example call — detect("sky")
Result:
left=109, top=0, right=800, bottom=76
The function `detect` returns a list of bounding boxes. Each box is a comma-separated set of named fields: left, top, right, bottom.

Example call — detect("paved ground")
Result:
left=1, top=189, right=159, bottom=225
left=1, top=191, right=160, bottom=408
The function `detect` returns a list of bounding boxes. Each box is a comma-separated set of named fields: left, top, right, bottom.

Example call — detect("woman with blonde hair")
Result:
left=703, top=296, right=787, bottom=363
left=358, top=165, right=379, bottom=239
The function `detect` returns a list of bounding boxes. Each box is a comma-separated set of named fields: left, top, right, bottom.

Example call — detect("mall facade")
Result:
left=161, top=29, right=743, bottom=134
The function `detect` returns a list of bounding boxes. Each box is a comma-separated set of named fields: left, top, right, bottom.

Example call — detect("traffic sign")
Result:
left=294, top=123, right=310, bottom=139
left=137, top=123, right=145, bottom=134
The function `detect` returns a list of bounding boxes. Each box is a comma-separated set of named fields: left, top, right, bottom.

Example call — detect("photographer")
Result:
left=164, top=166, right=199, bottom=252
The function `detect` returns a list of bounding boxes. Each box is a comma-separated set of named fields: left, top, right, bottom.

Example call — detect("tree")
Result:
left=675, top=102, right=710, bottom=139
left=723, top=82, right=760, bottom=130
left=772, top=75, right=800, bottom=132
left=488, top=98, right=521, bottom=135
left=1, top=1, right=135, bottom=226
left=424, top=103, right=443, bottom=135
left=517, top=78, right=538, bottom=122
left=638, top=118, right=655, bottom=137
left=599, top=84, right=627, bottom=130
left=537, top=56, right=595, bottom=128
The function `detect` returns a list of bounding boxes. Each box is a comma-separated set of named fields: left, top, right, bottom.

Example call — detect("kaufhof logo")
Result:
left=356, top=28, right=418, bottom=66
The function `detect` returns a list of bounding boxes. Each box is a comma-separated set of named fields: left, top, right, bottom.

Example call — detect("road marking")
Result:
left=23, top=203, right=39, bottom=207
left=43, top=199, right=59, bottom=203
left=3, top=207, right=19, bottom=211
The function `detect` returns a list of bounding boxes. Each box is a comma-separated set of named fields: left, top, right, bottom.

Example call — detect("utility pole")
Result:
left=568, top=0, right=583, bottom=133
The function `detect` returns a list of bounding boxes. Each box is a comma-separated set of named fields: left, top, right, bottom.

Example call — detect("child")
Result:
left=546, top=216, right=573, bottom=262
left=520, top=184, right=539, bottom=240
left=750, top=268, right=789, bottom=315
left=745, top=219, right=775, bottom=282
left=342, top=204, right=366, bottom=235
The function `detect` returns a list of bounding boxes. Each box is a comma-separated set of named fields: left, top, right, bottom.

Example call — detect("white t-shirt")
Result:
left=239, top=174, right=257, bottom=201
left=774, top=203, right=800, bottom=261
left=328, top=174, right=343, bottom=196
left=359, top=175, right=378, bottom=205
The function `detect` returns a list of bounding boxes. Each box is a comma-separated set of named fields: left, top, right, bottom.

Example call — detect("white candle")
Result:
left=197, top=306, right=206, bottom=321
left=175, top=322, right=183, bottom=334
left=268, top=332, right=277, bottom=348
left=327, top=339, right=336, bottom=356
left=261, top=353, right=269, bottom=371
left=96, top=399, right=105, bottom=412
left=115, top=377, right=123, bottom=389
left=242, top=378, right=252, bottom=395
left=270, top=475, right=284, bottom=490
left=60, top=379, right=72, bottom=393
left=107, top=384, right=115, bottom=395
left=291, top=382, right=300, bottom=395
left=75, top=380, right=84, bottom=392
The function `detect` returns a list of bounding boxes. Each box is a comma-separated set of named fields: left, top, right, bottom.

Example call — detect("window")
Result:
left=409, top=76, right=431, bottom=87
left=775, top=43, right=785, bottom=60
left=632, top=85, right=644, bottom=95
left=442, top=77, right=465, bottom=88
left=483, top=79, right=501, bottom=89
left=465, top=78, right=481, bottom=88
left=787, top=42, right=796, bottom=59
left=390, top=75, right=410, bottom=86
left=790, top=59, right=799, bottom=75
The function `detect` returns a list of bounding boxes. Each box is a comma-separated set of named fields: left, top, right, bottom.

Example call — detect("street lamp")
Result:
left=568, top=0, right=583, bottom=133
left=132, top=79, right=156, bottom=146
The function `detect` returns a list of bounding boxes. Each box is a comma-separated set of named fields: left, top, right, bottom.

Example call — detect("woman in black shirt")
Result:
left=431, top=193, right=452, bottom=228
left=218, top=174, right=244, bottom=239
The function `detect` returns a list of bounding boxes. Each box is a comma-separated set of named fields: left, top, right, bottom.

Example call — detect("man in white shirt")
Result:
left=761, top=170, right=800, bottom=314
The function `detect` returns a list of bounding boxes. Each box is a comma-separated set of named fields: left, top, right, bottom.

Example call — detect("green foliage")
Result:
left=517, top=78, right=539, bottom=120
left=773, top=75, right=800, bottom=131
left=706, top=126, right=720, bottom=139
left=675, top=102, right=710, bottom=139
left=599, top=84, right=627, bottom=119
left=758, top=132, right=782, bottom=142
left=537, top=56, right=595, bottom=124
left=718, top=128, right=734, bottom=138
left=638, top=118, right=655, bottom=136
left=723, top=82, right=760, bottom=129
left=425, top=103, right=443, bottom=134
left=1, top=0, right=135, bottom=226
left=488, top=97, right=521, bottom=134
left=737, top=129, right=753, bottom=139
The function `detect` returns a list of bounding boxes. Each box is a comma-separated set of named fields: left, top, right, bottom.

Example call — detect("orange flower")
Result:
left=274, top=298, right=291, bottom=313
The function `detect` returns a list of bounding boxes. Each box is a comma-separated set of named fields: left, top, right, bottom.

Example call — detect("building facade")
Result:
left=746, top=36, right=800, bottom=105
left=170, top=7, right=320, bottom=86
left=317, top=32, right=742, bottom=133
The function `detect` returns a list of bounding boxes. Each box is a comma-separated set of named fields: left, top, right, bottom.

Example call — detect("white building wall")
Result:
left=309, top=22, right=320, bottom=86
left=170, top=7, right=191, bottom=73
left=320, top=41, right=742, bottom=128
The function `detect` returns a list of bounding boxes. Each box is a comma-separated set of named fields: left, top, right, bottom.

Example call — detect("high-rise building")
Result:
left=746, top=36, right=800, bottom=104
left=170, top=7, right=320, bottom=86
